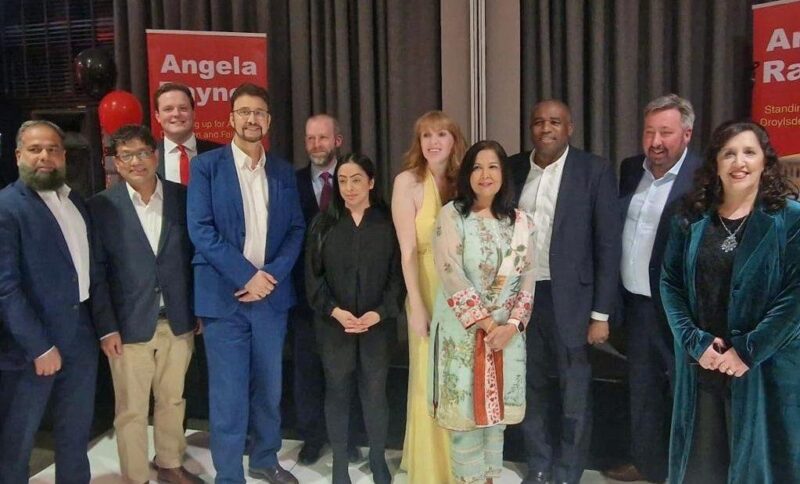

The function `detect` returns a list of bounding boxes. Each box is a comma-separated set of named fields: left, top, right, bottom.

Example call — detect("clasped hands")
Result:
left=698, top=337, right=750, bottom=377
left=332, top=308, right=381, bottom=333
left=235, top=270, right=277, bottom=302
left=478, top=317, right=517, bottom=352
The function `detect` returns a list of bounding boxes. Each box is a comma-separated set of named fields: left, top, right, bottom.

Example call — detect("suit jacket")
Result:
left=88, top=178, right=195, bottom=343
left=187, top=145, right=306, bottom=318
left=0, top=180, right=92, bottom=369
left=293, top=165, right=322, bottom=307
left=619, top=151, right=702, bottom=310
left=156, top=137, right=222, bottom=180
left=509, top=146, right=622, bottom=347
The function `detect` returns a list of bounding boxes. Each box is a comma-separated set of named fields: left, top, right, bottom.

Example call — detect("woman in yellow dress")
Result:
left=392, top=111, right=466, bottom=483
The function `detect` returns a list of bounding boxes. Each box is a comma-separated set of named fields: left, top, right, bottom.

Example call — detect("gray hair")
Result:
left=16, top=120, right=66, bottom=149
left=644, top=94, right=695, bottom=130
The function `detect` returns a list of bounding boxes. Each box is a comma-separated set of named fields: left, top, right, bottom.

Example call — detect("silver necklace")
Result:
left=718, top=214, right=748, bottom=252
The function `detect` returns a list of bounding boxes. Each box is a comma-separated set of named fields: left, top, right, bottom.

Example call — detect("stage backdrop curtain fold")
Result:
left=113, top=0, right=441, bottom=194
left=521, top=0, right=753, bottom=166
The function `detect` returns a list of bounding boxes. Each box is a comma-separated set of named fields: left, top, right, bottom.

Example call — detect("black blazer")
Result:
left=292, top=165, right=323, bottom=308
left=89, top=178, right=195, bottom=343
left=509, top=146, right=622, bottom=347
left=618, top=151, right=703, bottom=309
left=156, top=137, right=222, bottom=180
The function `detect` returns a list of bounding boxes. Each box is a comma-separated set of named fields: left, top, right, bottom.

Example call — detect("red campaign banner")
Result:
left=146, top=30, right=268, bottom=145
left=752, top=0, right=800, bottom=172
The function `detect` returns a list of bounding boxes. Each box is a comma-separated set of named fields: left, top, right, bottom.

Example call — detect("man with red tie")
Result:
left=154, top=82, right=221, bottom=185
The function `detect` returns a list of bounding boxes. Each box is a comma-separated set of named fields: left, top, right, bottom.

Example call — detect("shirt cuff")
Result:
left=100, top=331, right=120, bottom=341
left=590, top=311, right=609, bottom=322
left=36, top=346, right=56, bottom=359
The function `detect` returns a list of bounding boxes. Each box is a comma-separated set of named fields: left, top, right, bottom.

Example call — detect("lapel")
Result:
left=111, top=182, right=157, bottom=260
left=16, top=180, right=76, bottom=266
left=620, top=161, right=645, bottom=218
left=156, top=178, right=174, bottom=256
left=686, top=214, right=711, bottom=305
left=157, top=139, right=166, bottom=178
left=265, top=153, right=280, bottom=258
left=730, top=207, right=773, bottom=283
left=221, top=145, right=246, bottom=235
left=550, top=147, right=576, bottom=241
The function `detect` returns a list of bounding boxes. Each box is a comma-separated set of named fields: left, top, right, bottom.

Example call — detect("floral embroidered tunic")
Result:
left=428, top=202, right=535, bottom=431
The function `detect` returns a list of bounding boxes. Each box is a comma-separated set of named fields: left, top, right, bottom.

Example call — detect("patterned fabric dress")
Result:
left=428, top=202, right=535, bottom=431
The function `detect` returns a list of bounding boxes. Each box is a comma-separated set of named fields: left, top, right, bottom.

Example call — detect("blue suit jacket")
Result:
left=89, top=178, right=195, bottom=343
left=187, top=144, right=306, bottom=318
left=0, top=180, right=92, bottom=369
left=509, top=146, right=622, bottom=347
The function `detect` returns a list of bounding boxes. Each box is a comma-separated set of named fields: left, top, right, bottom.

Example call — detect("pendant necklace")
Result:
left=718, top=214, right=748, bottom=252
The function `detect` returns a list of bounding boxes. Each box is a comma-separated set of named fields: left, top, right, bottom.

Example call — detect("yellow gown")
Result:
left=400, top=171, right=454, bottom=483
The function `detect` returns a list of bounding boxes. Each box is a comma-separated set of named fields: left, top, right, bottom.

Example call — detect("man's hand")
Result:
left=34, top=347, right=62, bottom=376
left=587, top=320, right=609, bottom=345
left=698, top=337, right=726, bottom=370
left=716, top=347, right=750, bottom=377
left=100, top=333, right=124, bottom=359
left=484, top=324, right=517, bottom=352
left=238, top=271, right=278, bottom=302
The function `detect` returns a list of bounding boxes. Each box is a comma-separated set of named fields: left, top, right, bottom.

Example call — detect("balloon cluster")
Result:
left=74, top=47, right=143, bottom=134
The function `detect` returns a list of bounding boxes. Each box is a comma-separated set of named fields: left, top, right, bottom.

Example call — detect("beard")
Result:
left=18, top=163, right=66, bottom=191
left=309, top=148, right=337, bottom=167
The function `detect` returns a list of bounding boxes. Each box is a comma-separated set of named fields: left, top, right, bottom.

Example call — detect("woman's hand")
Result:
left=484, top=324, right=517, bottom=352
left=408, top=303, right=430, bottom=338
left=716, top=347, right=750, bottom=377
left=697, top=337, right=726, bottom=370
left=356, top=311, right=381, bottom=333
left=331, top=307, right=362, bottom=332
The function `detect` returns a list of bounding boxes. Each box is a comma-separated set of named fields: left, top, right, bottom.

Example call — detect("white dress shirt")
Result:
left=232, top=141, right=269, bottom=268
left=127, top=180, right=164, bottom=306
left=163, top=134, right=198, bottom=183
left=621, top=149, right=687, bottom=297
left=310, top=161, right=337, bottom=205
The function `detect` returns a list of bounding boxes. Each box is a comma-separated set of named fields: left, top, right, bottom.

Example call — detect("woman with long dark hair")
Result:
left=661, top=121, right=800, bottom=483
left=429, top=140, right=535, bottom=483
left=305, top=153, right=404, bottom=484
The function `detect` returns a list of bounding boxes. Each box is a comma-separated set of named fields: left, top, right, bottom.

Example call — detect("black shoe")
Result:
left=523, top=470, right=551, bottom=483
left=248, top=464, right=299, bottom=484
left=298, top=440, right=324, bottom=465
left=347, top=444, right=362, bottom=463
left=369, top=453, right=391, bottom=484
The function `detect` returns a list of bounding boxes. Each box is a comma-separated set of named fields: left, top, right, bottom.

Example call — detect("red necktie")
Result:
left=319, top=172, right=332, bottom=212
left=178, top=144, right=190, bottom=185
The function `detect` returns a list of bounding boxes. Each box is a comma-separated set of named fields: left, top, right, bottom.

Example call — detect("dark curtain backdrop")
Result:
left=521, top=0, right=754, bottom=166
left=112, top=0, right=440, bottom=196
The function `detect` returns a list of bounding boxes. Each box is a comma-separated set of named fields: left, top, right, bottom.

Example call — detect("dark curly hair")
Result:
left=684, top=120, right=797, bottom=219
left=453, top=140, right=516, bottom=222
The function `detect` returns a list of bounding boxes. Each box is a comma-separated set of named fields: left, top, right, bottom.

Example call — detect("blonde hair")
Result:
left=402, top=110, right=466, bottom=202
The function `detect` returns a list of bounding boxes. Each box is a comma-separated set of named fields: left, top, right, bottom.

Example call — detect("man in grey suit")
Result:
left=89, top=125, right=201, bottom=484
left=510, top=100, right=622, bottom=484
left=153, top=82, right=221, bottom=185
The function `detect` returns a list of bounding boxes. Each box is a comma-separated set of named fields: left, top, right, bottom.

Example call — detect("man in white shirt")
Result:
left=153, top=82, right=221, bottom=185
left=604, top=95, right=702, bottom=483
left=89, top=125, right=201, bottom=484
left=0, top=120, right=97, bottom=483
left=509, top=101, right=621, bottom=484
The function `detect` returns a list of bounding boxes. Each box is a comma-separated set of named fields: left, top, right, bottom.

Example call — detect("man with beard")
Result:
left=187, top=83, right=305, bottom=484
left=291, top=114, right=361, bottom=464
left=0, top=120, right=98, bottom=483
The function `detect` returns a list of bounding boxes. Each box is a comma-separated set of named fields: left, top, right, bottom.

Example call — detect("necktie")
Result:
left=178, top=144, right=190, bottom=185
left=319, top=171, right=332, bottom=212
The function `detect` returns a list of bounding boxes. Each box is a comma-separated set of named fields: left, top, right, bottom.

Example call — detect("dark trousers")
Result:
left=522, top=281, right=592, bottom=484
left=317, top=318, right=390, bottom=481
left=624, top=290, right=674, bottom=481
left=203, top=305, right=287, bottom=484
left=0, top=309, right=98, bottom=484
left=291, top=308, right=327, bottom=444
left=683, top=387, right=730, bottom=484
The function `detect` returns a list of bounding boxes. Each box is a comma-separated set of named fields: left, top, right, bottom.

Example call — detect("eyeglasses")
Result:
left=232, top=108, right=269, bottom=120
left=116, top=150, right=155, bottom=163
left=23, top=145, right=65, bottom=155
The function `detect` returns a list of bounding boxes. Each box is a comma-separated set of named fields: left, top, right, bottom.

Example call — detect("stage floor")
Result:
left=30, top=426, right=645, bottom=483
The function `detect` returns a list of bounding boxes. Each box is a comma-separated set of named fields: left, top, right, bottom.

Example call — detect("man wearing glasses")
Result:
left=187, top=83, right=305, bottom=484
left=0, top=120, right=97, bottom=483
left=89, top=125, right=201, bottom=484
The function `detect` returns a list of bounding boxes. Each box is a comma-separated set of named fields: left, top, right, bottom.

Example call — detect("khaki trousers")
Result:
left=109, top=319, right=194, bottom=482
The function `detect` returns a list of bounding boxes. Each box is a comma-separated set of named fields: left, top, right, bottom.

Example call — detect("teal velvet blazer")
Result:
left=661, top=200, right=800, bottom=484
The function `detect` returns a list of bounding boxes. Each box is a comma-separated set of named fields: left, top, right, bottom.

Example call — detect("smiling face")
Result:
left=155, top=89, right=196, bottom=144
left=530, top=101, right=573, bottom=165
left=469, top=148, right=503, bottom=204
left=716, top=130, right=765, bottom=200
left=16, top=124, right=67, bottom=191
left=420, top=126, right=455, bottom=166
left=229, top=94, right=271, bottom=144
left=114, top=138, right=158, bottom=190
left=642, top=108, right=692, bottom=177
left=305, top=116, right=342, bottom=167
left=337, top=161, right=374, bottom=212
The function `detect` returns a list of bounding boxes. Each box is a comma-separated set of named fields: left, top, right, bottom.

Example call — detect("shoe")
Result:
left=602, top=463, right=647, bottom=482
left=248, top=464, right=299, bottom=484
left=347, top=444, right=362, bottom=463
left=368, top=453, right=391, bottom=484
left=523, top=470, right=551, bottom=483
left=153, top=463, right=204, bottom=484
left=298, top=440, right=324, bottom=465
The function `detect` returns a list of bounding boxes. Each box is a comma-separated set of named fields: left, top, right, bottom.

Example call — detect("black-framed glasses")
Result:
left=116, top=150, right=155, bottom=163
left=232, top=108, right=269, bottom=120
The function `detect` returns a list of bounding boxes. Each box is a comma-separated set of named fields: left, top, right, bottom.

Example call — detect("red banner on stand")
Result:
left=146, top=30, right=268, bottom=145
left=752, top=0, right=800, bottom=180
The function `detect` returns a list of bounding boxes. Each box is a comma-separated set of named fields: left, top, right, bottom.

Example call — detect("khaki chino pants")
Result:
left=109, top=319, right=194, bottom=482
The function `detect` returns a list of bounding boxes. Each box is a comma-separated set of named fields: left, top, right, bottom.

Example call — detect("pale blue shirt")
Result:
left=310, top=160, right=337, bottom=206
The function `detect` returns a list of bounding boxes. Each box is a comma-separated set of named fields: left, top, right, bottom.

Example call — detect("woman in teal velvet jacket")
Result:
left=661, top=121, right=800, bottom=484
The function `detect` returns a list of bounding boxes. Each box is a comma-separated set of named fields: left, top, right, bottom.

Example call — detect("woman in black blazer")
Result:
left=305, top=153, right=405, bottom=484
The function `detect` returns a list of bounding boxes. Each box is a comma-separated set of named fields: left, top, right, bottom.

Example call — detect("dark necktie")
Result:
left=319, top=171, right=332, bottom=212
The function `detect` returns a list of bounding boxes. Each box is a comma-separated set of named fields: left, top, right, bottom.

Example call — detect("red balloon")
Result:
left=98, top=90, right=143, bottom=134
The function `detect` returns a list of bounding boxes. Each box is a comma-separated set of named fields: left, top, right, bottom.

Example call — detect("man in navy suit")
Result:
left=187, top=83, right=305, bottom=484
left=603, top=95, right=702, bottom=483
left=89, top=125, right=201, bottom=484
left=510, top=101, right=621, bottom=484
left=0, top=120, right=98, bottom=483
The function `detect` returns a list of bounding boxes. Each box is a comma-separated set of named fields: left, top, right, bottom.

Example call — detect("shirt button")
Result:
left=154, top=287, right=161, bottom=293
